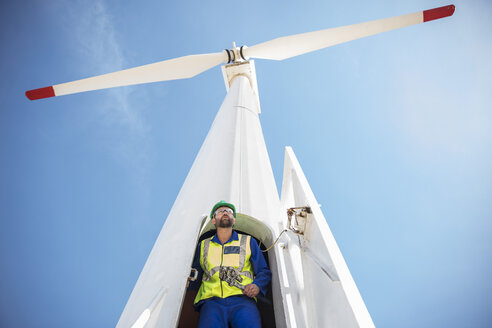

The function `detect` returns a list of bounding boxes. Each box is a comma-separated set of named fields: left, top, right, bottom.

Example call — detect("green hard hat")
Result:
left=210, top=200, right=236, bottom=218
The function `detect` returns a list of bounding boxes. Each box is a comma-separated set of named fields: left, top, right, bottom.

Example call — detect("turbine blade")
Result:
left=244, top=4, right=455, bottom=61
left=26, top=52, right=227, bottom=100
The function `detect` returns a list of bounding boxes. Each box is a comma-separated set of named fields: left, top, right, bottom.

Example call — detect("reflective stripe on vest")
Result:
left=194, top=233, right=254, bottom=304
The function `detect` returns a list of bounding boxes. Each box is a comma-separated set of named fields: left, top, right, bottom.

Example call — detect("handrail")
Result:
left=303, top=246, right=340, bottom=282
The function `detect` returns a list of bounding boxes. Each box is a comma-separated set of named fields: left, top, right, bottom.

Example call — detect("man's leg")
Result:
left=198, top=299, right=228, bottom=328
left=228, top=296, right=261, bottom=328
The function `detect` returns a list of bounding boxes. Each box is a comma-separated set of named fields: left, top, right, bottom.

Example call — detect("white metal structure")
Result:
left=26, top=5, right=455, bottom=327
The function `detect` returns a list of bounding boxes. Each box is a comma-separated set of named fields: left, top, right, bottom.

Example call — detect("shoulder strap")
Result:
left=238, top=234, right=253, bottom=279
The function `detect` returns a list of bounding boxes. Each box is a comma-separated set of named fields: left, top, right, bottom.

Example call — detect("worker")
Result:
left=188, top=200, right=272, bottom=328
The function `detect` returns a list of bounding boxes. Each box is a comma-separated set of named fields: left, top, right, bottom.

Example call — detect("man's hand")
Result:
left=243, top=283, right=260, bottom=298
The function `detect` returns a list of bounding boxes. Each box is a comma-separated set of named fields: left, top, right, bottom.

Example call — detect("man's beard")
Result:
left=216, top=217, right=233, bottom=228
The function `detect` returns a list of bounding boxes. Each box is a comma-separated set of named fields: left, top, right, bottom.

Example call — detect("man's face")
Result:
left=212, top=206, right=235, bottom=228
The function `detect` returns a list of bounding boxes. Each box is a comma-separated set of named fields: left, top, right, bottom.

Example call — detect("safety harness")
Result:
left=202, top=234, right=253, bottom=283
left=194, top=233, right=255, bottom=304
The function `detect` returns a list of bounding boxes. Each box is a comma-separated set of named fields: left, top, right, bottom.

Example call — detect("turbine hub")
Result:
left=224, top=43, right=248, bottom=64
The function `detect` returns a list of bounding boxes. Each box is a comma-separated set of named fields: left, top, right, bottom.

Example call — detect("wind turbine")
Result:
left=26, top=5, right=455, bottom=328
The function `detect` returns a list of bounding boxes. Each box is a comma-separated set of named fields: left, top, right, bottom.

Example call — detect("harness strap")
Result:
left=238, top=234, right=248, bottom=271
left=202, top=237, right=212, bottom=280
left=238, top=234, right=253, bottom=279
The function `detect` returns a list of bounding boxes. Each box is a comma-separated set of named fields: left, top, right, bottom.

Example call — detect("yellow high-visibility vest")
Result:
left=194, top=233, right=254, bottom=304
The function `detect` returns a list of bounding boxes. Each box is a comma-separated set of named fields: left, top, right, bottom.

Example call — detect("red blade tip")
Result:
left=26, top=86, right=55, bottom=100
left=423, top=4, right=455, bottom=22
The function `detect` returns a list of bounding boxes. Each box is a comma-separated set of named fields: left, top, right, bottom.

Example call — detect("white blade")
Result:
left=244, top=5, right=455, bottom=61
left=26, top=52, right=226, bottom=100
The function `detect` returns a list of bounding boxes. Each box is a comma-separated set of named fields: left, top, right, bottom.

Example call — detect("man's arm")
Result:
left=187, top=242, right=203, bottom=291
left=248, top=237, right=272, bottom=297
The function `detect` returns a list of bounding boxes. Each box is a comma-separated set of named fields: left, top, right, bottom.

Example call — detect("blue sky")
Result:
left=1, top=0, right=491, bottom=327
